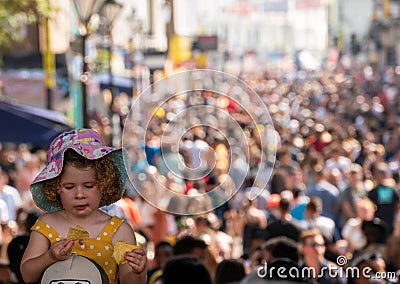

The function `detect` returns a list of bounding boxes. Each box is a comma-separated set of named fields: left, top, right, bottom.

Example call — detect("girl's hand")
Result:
left=48, top=239, right=75, bottom=261
left=124, top=249, right=147, bottom=274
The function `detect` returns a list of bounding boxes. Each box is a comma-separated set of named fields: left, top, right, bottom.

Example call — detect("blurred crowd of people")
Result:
left=1, top=60, right=400, bottom=283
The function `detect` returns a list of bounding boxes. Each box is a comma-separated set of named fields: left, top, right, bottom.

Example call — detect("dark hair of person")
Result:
left=215, top=259, right=246, bottom=284
left=263, top=236, right=300, bottom=262
left=361, top=217, right=387, bottom=244
left=173, top=236, right=207, bottom=255
left=306, top=197, right=323, bottom=213
left=269, top=170, right=287, bottom=194
left=279, top=197, right=291, bottom=212
left=162, top=256, right=212, bottom=284
left=155, top=241, right=173, bottom=251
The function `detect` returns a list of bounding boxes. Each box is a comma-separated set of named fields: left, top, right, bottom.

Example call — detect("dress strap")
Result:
left=97, top=216, right=124, bottom=241
left=31, top=219, right=63, bottom=243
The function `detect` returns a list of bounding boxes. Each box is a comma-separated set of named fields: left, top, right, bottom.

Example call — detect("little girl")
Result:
left=20, top=129, right=147, bottom=284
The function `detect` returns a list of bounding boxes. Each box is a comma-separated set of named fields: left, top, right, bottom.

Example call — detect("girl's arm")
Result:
left=20, top=231, right=75, bottom=283
left=114, top=222, right=147, bottom=284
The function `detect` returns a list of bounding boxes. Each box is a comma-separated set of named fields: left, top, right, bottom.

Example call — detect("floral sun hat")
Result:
left=30, top=128, right=129, bottom=212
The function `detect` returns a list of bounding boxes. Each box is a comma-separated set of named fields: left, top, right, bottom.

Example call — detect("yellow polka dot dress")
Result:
left=32, top=216, right=124, bottom=284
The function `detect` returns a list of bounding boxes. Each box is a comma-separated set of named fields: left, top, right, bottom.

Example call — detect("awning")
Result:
left=0, top=96, right=72, bottom=148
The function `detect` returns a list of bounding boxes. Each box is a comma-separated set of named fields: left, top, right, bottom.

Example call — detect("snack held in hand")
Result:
left=113, top=241, right=140, bottom=264
left=67, top=225, right=90, bottom=240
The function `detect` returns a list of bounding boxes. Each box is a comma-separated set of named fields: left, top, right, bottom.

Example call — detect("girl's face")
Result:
left=58, top=164, right=101, bottom=216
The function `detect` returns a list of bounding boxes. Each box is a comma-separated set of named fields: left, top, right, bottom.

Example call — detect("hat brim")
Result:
left=30, top=148, right=129, bottom=212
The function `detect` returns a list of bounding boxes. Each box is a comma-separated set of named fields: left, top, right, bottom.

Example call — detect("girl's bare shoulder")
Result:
left=38, top=211, right=60, bottom=223
left=112, top=220, right=136, bottom=243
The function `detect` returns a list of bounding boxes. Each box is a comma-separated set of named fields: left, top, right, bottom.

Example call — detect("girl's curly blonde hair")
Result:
left=41, top=149, right=124, bottom=209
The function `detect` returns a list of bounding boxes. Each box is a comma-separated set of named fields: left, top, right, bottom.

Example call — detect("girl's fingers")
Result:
left=123, top=251, right=147, bottom=272
left=53, top=239, right=74, bottom=258
left=131, top=249, right=145, bottom=255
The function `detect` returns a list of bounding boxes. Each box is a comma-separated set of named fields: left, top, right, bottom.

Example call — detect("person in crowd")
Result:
left=173, top=235, right=208, bottom=260
left=291, top=187, right=309, bottom=222
left=241, top=193, right=267, bottom=257
left=0, top=168, right=21, bottom=272
left=143, top=129, right=161, bottom=167
left=325, top=146, right=352, bottom=190
left=386, top=233, right=400, bottom=274
left=0, top=148, right=17, bottom=188
left=265, top=194, right=301, bottom=242
left=173, top=235, right=217, bottom=279
left=147, top=241, right=173, bottom=284
left=135, top=194, right=158, bottom=242
left=306, top=164, right=341, bottom=228
left=300, top=229, right=345, bottom=284
left=20, top=129, right=147, bottom=284
left=298, top=196, right=336, bottom=243
left=234, top=176, right=269, bottom=214
left=340, top=163, right=367, bottom=223
left=214, top=258, right=246, bottom=284
left=326, top=168, right=347, bottom=195
left=0, top=167, right=22, bottom=222
left=341, top=197, right=376, bottom=253
left=357, top=217, right=388, bottom=261
left=301, top=150, right=325, bottom=191
left=368, top=162, right=400, bottom=236
left=268, top=169, right=288, bottom=195
left=162, top=256, right=212, bottom=284
left=348, top=251, right=387, bottom=284
left=193, top=213, right=233, bottom=262
left=265, top=193, right=281, bottom=224
left=275, top=146, right=301, bottom=176
left=262, top=236, right=304, bottom=282
left=229, top=148, right=250, bottom=191
left=7, top=209, right=40, bottom=284
left=15, top=151, right=40, bottom=207
left=0, top=196, right=8, bottom=226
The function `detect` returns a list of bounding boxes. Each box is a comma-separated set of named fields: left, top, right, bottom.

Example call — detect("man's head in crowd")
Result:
left=300, top=229, right=326, bottom=262
left=173, top=236, right=208, bottom=262
left=162, top=256, right=212, bottom=284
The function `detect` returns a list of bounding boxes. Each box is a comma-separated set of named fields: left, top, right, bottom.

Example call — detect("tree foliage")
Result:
left=0, top=0, right=51, bottom=52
